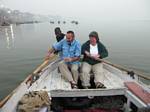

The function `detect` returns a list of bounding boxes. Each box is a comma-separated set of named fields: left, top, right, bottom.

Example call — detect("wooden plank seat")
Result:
left=64, top=109, right=119, bottom=112
left=124, top=81, right=150, bottom=105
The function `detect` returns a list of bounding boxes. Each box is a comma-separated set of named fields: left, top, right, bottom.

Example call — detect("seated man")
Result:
left=80, top=31, right=108, bottom=89
left=54, top=27, right=65, bottom=42
left=54, top=27, right=65, bottom=54
left=46, top=31, right=81, bottom=89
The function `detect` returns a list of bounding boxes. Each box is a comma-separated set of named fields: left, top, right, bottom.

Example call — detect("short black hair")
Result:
left=67, top=31, right=74, bottom=36
left=54, top=27, right=61, bottom=35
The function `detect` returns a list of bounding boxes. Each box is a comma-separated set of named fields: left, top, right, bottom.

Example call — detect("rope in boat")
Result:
left=17, top=91, right=51, bottom=112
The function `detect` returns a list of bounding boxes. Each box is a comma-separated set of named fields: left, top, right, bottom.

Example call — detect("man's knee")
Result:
left=81, top=62, right=91, bottom=73
left=71, top=65, right=79, bottom=72
left=58, top=62, right=67, bottom=68
left=81, top=66, right=90, bottom=74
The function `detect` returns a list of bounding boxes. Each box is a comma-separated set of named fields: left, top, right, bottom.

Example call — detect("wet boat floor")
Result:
left=37, top=68, right=125, bottom=91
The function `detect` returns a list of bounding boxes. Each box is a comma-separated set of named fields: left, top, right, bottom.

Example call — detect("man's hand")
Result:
left=45, top=48, right=55, bottom=61
left=45, top=52, right=54, bottom=61
left=85, top=50, right=100, bottom=60
left=64, top=57, right=72, bottom=62
left=91, top=54, right=100, bottom=60
left=85, top=51, right=91, bottom=57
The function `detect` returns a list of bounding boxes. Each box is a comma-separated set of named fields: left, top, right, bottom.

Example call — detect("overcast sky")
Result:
left=1, top=0, right=150, bottom=20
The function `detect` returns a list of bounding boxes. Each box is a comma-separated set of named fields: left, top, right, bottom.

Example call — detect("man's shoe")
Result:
left=96, top=82, right=106, bottom=89
left=72, top=84, right=78, bottom=89
left=83, top=86, right=89, bottom=89
left=70, top=82, right=78, bottom=89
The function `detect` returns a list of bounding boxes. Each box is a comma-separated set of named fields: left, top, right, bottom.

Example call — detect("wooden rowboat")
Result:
left=0, top=55, right=150, bottom=112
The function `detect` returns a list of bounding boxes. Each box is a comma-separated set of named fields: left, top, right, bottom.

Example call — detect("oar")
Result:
left=25, top=53, right=58, bottom=84
left=0, top=53, right=57, bottom=108
left=95, top=58, right=150, bottom=80
left=33, top=54, right=57, bottom=75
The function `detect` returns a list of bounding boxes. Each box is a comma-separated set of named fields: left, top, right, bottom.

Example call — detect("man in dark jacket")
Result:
left=54, top=27, right=65, bottom=42
left=80, top=31, right=108, bottom=89
left=54, top=27, right=65, bottom=54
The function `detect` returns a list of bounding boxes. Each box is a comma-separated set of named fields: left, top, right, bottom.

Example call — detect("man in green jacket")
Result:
left=80, top=31, right=108, bottom=89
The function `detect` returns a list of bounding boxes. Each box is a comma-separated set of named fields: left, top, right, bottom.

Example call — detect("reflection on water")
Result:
left=4, top=25, right=15, bottom=49
left=10, top=25, right=15, bottom=47
left=0, top=23, right=52, bottom=100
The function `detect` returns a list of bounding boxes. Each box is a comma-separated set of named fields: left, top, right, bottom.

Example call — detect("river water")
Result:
left=0, top=20, right=150, bottom=100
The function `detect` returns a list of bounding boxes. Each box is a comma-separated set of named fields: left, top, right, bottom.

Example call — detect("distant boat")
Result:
left=63, top=21, right=66, bottom=24
left=0, top=55, right=150, bottom=112
left=57, top=21, right=66, bottom=24
left=50, top=21, right=54, bottom=24
left=71, top=20, right=79, bottom=25
left=1, top=22, right=10, bottom=26
left=75, top=21, right=78, bottom=24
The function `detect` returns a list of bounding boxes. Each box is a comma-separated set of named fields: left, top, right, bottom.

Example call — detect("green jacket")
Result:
left=81, top=40, right=108, bottom=65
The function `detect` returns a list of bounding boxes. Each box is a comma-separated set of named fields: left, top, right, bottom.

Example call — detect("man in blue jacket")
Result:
left=47, top=31, right=81, bottom=89
left=81, top=31, right=108, bottom=89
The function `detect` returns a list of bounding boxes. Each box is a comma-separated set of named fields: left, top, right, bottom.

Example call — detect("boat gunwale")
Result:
left=0, top=55, right=59, bottom=108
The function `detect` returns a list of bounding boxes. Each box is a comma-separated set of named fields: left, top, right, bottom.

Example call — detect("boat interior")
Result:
left=1, top=59, right=150, bottom=112
left=27, top=59, right=150, bottom=112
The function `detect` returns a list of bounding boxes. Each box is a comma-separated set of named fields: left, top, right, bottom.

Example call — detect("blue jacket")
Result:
left=53, top=39, right=81, bottom=64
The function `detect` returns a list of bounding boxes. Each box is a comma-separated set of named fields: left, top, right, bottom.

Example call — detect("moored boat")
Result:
left=0, top=55, right=150, bottom=112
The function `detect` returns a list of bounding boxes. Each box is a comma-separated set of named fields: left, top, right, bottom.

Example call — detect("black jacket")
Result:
left=56, top=33, right=65, bottom=42
left=81, top=40, right=108, bottom=65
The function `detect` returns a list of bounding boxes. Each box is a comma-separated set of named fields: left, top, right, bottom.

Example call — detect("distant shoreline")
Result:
left=0, top=21, right=41, bottom=26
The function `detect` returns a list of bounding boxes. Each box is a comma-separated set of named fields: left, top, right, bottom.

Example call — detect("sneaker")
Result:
left=96, top=82, right=106, bottom=88
left=83, top=86, right=89, bottom=89
left=70, top=82, right=78, bottom=89
left=72, top=84, right=78, bottom=89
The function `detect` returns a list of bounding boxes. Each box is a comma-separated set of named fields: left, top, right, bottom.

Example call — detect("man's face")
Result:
left=66, top=33, right=74, bottom=42
left=90, top=36, right=97, bottom=45
left=55, top=30, right=61, bottom=36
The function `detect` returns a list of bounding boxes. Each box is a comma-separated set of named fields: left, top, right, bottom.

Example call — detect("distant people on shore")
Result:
left=80, top=31, right=108, bottom=89
left=46, top=31, right=81, bottom=89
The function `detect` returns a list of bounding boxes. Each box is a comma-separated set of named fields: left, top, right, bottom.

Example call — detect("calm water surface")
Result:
left=0, top=21, right=150, bottom=100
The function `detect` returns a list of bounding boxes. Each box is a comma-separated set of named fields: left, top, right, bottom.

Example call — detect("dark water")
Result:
left=0, top=21, right=150, bottom=100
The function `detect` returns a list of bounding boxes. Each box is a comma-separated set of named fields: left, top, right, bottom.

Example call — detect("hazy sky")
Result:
left=2, top=0, right=150, bottom=20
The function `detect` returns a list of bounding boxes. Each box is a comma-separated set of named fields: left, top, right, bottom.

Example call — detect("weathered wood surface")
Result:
left=50, top=88, right=125, bottom=97
left=0, top=56, right=60, bottom=111
left=125, top=82, right=150, bottom=105
left=97, top=58, right=150, bottom=80
left=125, top=90, right=147, bottom=108
left=32, top=67, right=125, bottom=91
left=1, top=58, right=150, bottom=111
